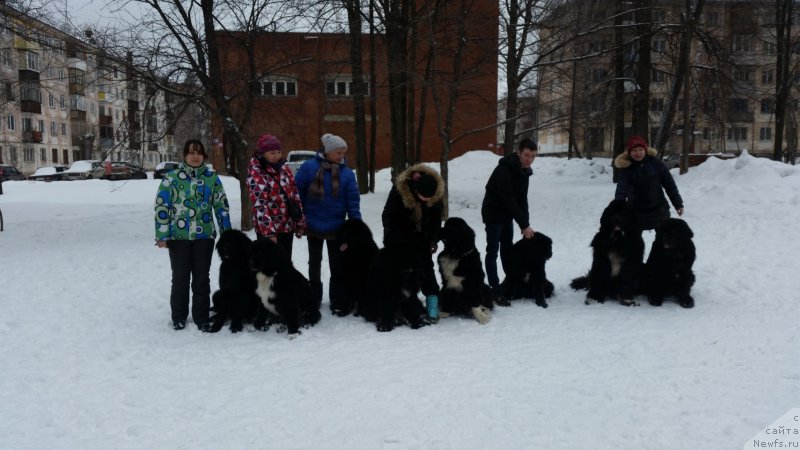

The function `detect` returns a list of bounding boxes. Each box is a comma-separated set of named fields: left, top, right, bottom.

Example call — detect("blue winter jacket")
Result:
left=294, top=153, right=361, bottom=235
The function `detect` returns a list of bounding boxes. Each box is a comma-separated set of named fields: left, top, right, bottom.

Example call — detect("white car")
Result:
left=285, top=150, right=317, bottom=174
left=63, top=160, right=101, bottom=180
left=28, top=165, right=68, bottom=181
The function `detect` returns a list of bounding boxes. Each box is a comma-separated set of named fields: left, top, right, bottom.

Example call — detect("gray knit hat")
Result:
left=321, top=133, right=347, bottom=153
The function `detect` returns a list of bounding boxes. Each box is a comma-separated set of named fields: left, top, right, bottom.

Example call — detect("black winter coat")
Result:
left=614, top=149, right=684, bottom=230
left=481, top=152, right=532, bottom=229
left=382, top=164, right=445, bottom=246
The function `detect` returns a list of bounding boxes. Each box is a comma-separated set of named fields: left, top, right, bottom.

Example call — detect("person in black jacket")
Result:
left=614, top=135, right=684, bottom=231
left=382, top=164, right=445, bottom=320
left=481, top=139, right=537, bottom=293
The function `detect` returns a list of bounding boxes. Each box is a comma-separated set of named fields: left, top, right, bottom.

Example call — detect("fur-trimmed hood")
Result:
left=395, top=164, right=445, bottom=209
left=614, top=147, right=659, bottom=169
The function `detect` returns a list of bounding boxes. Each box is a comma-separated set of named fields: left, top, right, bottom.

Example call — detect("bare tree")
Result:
left=774, top=0, right=794, bottom=161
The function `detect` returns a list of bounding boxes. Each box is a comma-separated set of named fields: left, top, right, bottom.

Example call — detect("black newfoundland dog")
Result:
left=249, top=238, right=321, bottom=336
left=499, top=232, right=555, bottom=308
left=209, top=229, right=260, bottom=333
left=571, top=199, right=644, bottom=306
left=330, top=219, right=379, bottom=317
left=437, top=217, right=494, bottom=324
left=642, top=218, right=696, bottom=308
left=360, top=230, right=429, bottom=332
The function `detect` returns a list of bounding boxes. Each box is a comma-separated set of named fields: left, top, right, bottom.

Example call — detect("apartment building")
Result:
left=0, top=4, right=178, bottom=174
left=536, top=0, right=794, bottom=158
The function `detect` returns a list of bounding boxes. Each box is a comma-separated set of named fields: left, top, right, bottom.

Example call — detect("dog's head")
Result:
left=249, top=238, right=289, bottom=276
left=439, top=217, right=476, bottom=256
left=600, top=199, right=640, bottom=240
left=335, top=219, right=377, bottom=253
left=655, top=218, right=694, bottom=250
left=514, top=232, right=553, bottom=266
left=216, top=229, right=253, bottom=262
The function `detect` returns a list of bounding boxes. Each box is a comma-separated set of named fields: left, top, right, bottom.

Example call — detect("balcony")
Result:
left=728, top=111, right=754, bottom=123
left=23, top=130, right=43, bottom=143
left=20, top=100, right=41, bottom=114
left=70, top=110, right=87, bottom=121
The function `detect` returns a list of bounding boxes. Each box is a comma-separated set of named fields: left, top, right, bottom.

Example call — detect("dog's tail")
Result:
left=569, top=276, right=589, bottom=291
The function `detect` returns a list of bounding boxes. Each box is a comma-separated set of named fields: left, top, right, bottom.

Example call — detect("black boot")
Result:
left=329, top=280, right=353, bottom=317
left=310, top=281, right=323, bottom=310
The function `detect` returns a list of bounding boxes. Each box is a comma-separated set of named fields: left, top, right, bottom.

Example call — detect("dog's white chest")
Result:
left=439, top=255, right=464, bottom=291
left=255, top=273, right=278, bottom=315
left=609, top=251, right=625, bottom=277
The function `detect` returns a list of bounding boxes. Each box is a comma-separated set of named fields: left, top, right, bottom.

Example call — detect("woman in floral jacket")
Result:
left=246, top=133, right=306, bottom=255
left=154, top=139, right=231, bottom=331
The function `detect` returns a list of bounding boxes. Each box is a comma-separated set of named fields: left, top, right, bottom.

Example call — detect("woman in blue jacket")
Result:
left=614, top=135, right=684, bottom=231
left=294, top=133, right=361, bottom=312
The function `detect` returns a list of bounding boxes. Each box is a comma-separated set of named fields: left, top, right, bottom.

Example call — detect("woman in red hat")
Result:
left=614, top=135, right=684, bottom=231
left=246, top=133, right=306, bottom=255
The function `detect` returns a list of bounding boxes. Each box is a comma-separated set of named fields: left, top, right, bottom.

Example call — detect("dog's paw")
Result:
left=648, top=298, right=664, bottom=307
left=472, top=306, right=491, bottom=324
left=254, top=322, right=270, bottom=332
left=438, top=311, right=451, bottom=318
left=535, top=300, right=548, bottom=309
left=619, top=298, right=639, bottom=307
left=585, top=298, right=600, bottom=305
left=376, top=321, right=394, bottom=332
left=494, top=296, right=511, bottom=307
left=229, top=323, right=243, bottom=333
left=679, top=296, right=695, bottom=308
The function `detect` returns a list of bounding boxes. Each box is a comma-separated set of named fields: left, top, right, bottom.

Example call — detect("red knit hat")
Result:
left=256, top=134, right=283, bottom=154
left=626, top=135, right=648, bottom=153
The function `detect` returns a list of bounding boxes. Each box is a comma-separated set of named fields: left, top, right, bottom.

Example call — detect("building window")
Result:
left=706, top=12, right=719, bottom=26
left=764, top=42, right=776, bottom=56
left=760, top=127, right=772, bottom=141
left=652, top=9, right=666, bottom=23
left=734, top=70, right=751, bottom=82
left=22, top=117, right=32, bottom=132
left=51, top=121, right=57, bottom=135
left=727, top=127, right=748, bottom=141
left=702, top=128, right=712, bottom=140
left=9, top=147, right=17, bottom=163
left=26, top=51, right=40, bottom=71
left=1, top=49, right=11, bottom=67
left=24, top=147, right=34, bottom=162
left=20, top=82, right=42, bottom=102
left=253, top=78, right=297, bottom=97
left=650, top=97, right=665, bottom=112
left=38, top=119, right=44, bottom=134
left=762, top=70, right=775, bottom=84
left=4, top=82, right=13, bottom=101
left=652, top=39, right=667, bottom=53
left=7, top=115, right=15, bottom=131
left=52, top=148, right=58, bottom=163
left=652, top=69, right=667, bottom=83
left=61, top=123, right=67, bottom=136
left=40, top=147, right=46, bottom=162
left=60, top=94, right=66, bottom=109
left=732, top=35, right=754, bottom=53
left=730, top=98, right=748, bottom=113
left=326, top=79, right=371, bottom=97
left=49, top=93, right=56, bottom=108
left=761, top=98, right=774, bottom=114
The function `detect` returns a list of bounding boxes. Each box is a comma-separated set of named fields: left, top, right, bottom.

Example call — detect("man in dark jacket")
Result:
left=614, top=135, right=684, bottom=230
left=481, top=139, right=537, bottom=292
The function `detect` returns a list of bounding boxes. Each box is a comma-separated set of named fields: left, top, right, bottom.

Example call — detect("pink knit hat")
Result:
left=256, top=134, right=283, bottom=154
left=625, top=135, right=648, bottom=153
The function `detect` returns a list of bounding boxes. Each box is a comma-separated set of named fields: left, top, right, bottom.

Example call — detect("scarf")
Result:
left=309, top=159, right=339, bottom=199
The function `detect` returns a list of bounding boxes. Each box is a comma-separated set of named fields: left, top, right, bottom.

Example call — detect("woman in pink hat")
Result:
left=246, top=133, right=306, bottom=255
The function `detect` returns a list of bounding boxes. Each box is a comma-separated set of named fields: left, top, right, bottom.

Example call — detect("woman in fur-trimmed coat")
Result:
left=614, top=135, right=685, bottom=231
left=381, top=164, right=445, bottom=302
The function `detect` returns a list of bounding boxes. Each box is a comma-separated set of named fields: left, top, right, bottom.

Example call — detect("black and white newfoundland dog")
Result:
left=499, top=232, right=555, bottom=308
left=249, top=238, right=321, bottom=336
left=571, top=199, right=644, bottom=306
left=331, top=219, right=379, bottom=317
left=437, top=217, right=494, bottom=324
left=360, top=230, right=429, bottom=332
left=642, top=218, right=696, bottom=308
left=209, top=229, right=260, bottom=333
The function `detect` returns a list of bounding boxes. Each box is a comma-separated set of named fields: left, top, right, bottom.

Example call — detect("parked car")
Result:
left=662, top=154, right=681, bottom=169
left=154, top=161, right=180, bottom=179
left=63, top=160, right=101, bottom=180
left=285, top=150, right=317, bottom=174
left=0, top=164, right=26, bottom=182
left=28, top=165, right=68, bottom=182
left=92, top=162, right=149, bottom=180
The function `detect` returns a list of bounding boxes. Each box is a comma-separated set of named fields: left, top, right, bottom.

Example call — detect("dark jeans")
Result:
left=256, top=232, right=294, bottom=257
left=484, top=222, right=514, bottom=288
left=307, top=235, right=340, bottom=285
left=168, top=239, right=215, bottom=324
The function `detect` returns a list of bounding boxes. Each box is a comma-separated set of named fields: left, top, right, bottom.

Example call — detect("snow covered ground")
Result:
left=0, top=151, right=797, bottom=449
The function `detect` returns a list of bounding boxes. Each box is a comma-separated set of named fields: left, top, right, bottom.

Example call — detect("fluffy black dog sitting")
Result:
left=209, top=229, right=259, bottom=333
left=499, top=232, right=555, bottom=308
left=249, top=238, right=321, bottom=336
left=330, top=219, right=379, bottom=317
left=642, top=218, right=696, bottom=308
left=360, top=230, right=429, bottom=332
left=437, top=217, right=494, bottom=324
left=571, top=199, right=644, bottom=306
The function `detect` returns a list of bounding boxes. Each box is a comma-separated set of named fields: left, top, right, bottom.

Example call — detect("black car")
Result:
left=0, top=164, right=26, bottom=182
left=154, top=161, right=180, bottom=179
